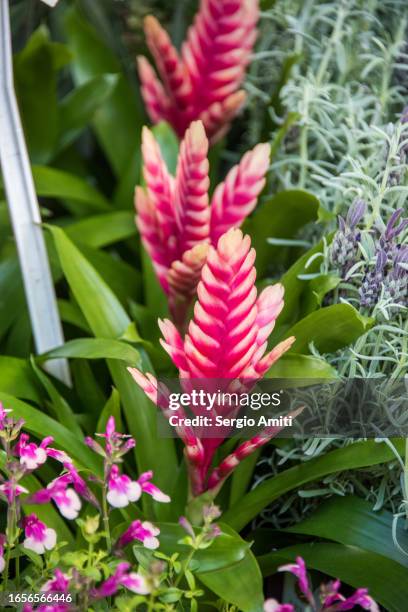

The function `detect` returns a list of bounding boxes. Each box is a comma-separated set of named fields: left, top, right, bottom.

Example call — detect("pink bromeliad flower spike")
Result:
left=129, top=229, right=296, bottom=497
left=137, top=0, right=259, bottom=142
left=136, top=121, right=270, bottom=326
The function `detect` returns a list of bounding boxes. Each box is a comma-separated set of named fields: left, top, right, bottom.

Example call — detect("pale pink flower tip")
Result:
left=138, top=1, right=260, bottom=142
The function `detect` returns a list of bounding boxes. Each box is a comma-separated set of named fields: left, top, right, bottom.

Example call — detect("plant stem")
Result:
left=101, top=484, right=112, bottom=553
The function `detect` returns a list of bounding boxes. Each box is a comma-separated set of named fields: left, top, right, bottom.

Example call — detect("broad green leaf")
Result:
left=156, top=522, right=250, bottom=572
left=42, top=338, right=141, bottom=366
left=152, top=122, right=179, bottom=175
left=47, top=225, right=129, bottom=336
left=243, top=190, right=319, bottom=276
left=141, top=248, right=170, bottom=319
left=222, top=439, right=404, bottom=531
left=58, top=74, right=119, bottom=151
left=286, top=495, right=408, bottom=568
left=14, top=27, right=68, bottom=163
left=285, top=303, right=374, bottom=353
left=65, top=7, right=143, bottom=179
left=229, top=450, right=261, bottom=507
left=154, top=521, right=263, bottom=611
left=76, top=244, right=141, bottom=307
left=197, top=524, right=264, bottom=612
left=33, top=166, right=110, bottom=213
left=267, top=354, right=337, bottom=378
left=0, top=393, right=100, bottom=473
left=302, top=274, right=340, bottom=311
left=58, top=299, right=90, bottom=333
left=0, top=255, right=25, bottom=340
left=66, top=211, right=135, bottom=248
left=0, top=357, right=42, bottom=403
left=30, top=359, right=83, bottom=438
left=258, top=542, right=407, bottom=612
left=47, top=225, right=177, bottom=493
left=97, top=388, right=122, bottom=434
left=271, top=238, right=329, bottom=340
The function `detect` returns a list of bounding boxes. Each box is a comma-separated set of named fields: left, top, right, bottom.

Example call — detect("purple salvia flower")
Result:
left=0, top=480, right=28, bottom=503
left=22, top=514, right=57, bottom=555
left=41, top=569, right=70, bottom=593
left=137, top=471, right=171, bottom=503
left=179, top=516, right=195, bottom=538
left=29, top=476, right=81, bottom=520
left=264, top=601, right=294, bottom=612
left=92, top=562, right=149, bottom=598
left=117, top=519, right=160, bottom=550
left=278, top=557, right=315, bottom=607
left=15, top=434, right=48, bottom=470
left=328, top=588, right=379, bottom=611
left=107, top=465, right=142, bottom=508
left=0, top=403, right=12, bottom=430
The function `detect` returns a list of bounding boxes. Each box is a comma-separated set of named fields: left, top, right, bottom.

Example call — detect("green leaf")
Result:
left=156, top=522, right=250, bottom=572
left=258, top=542, right=408, bottom=612
left=243, top=190, right=319, bottom=276
left=269, top=239, right=327, bottom=341
left=14, top=27, right=69, bottom=163
left=66, top=211, right=135, bottom=248
left=285, top=303, right=374, bottom=353
left=0, top=357, right=42, bottom=403
left=222, top=439, right=404, bottom=531
left=97, top=388, right=122, bottom=434
left=267, top=354, right=338, bottom=378
left=197, top=525, right=264, bottom=612
left=286, top=495, right=408, bottom=568
left=47, top=225, right=177, bottom=494
left=302, top=274, right=341, bottom=311
left=30, top=358, right=83, bottom=438
left=152, top=122, right=179, bottom=175
left=75, top=243, right=141, bottom=307
left=65, top=7, right=143, bottom=179
left=0, top=255, right=25, bottom=340
left=41, top=338, right=141, bottom=366
left=47, top=224, right=129, bottom=336
left=154, top=521, right=264, bottom=611
left=0, top=393, right=100, bottom=473
left=58, top=74, right=119, bottom=151
left=33, top=166, right=110, bottom=213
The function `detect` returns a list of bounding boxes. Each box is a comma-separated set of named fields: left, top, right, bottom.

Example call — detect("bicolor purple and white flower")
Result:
left=41, top=568, right=70, bottom=593
left=137, top=471, right=171, bottom=503
left=22, top=514, right=57, bottom=555
left=92, top=562, right=150, bottom=598
left=15, top=434, right=48, bottom=470
left=107, top=465, right=142, bottom=508
left=117, top=519, right=160, bottom=550
left=29, top=476, right=81, bottom=520
left=0, top=480, right=28, bottom=503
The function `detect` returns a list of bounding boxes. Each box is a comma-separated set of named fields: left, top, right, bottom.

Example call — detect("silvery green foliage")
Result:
left=250, top=0, right=408, bottom=381
left=251, top=0, right=408, bottom=521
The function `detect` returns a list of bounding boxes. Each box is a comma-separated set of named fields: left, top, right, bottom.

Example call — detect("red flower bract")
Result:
left=129, top=229, right=295, bottom=497
left=136, top=121, right=270, bottom=326
left=138, top=0, right=260, bottom=142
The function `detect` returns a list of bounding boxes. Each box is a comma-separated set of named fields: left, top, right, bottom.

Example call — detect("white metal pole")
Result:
left=0, top=0, right=70, bottom=385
